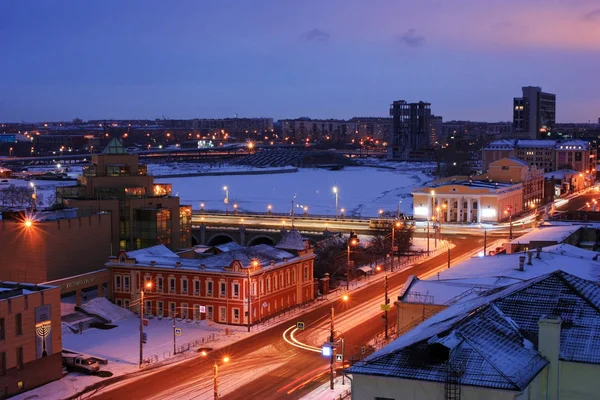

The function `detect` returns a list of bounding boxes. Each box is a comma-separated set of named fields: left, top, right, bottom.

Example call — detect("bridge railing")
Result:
left=192, top=210, right=375, bottom=222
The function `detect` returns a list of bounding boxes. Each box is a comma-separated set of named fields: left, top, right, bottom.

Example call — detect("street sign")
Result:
left=361, top=346, right=366, bottom=354
left=143, top=318, right=149, bottom=327
left=175, top=328, right=182, bottom=336
left=336, top=354, right=343, bottom=362
left=296, top=321, right=305, bottom=330
left=380, top=304, right=391, bottom=311
left=224, top=198, right=229, bottom=204
left=199, top=306, right=206, bottom=313
left=262, top=302, right=268, bottom=308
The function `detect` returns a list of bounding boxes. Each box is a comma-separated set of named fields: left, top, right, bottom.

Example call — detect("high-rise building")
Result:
left=513, top=86, right=556, bottom=139
left=388, top=100, right=431, bottom=160
left=429, top=115, right=443, bottom=146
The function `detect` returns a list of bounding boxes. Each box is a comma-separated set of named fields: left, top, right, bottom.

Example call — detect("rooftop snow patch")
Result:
left=80, top=297, right=134, bottom=323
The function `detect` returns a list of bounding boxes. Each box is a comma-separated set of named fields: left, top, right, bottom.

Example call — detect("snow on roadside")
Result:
left=301, top=376, right=351, bottom=400
left=80, top=297, right=134, bottom=322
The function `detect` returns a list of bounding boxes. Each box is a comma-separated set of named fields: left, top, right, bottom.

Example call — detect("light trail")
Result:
left=282, top=325, right=321, bottom=353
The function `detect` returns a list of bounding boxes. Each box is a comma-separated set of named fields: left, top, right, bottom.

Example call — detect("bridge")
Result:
left=190, top=211, right=526, bottom=247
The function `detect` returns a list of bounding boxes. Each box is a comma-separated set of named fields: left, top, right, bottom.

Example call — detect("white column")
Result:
left=477, top=197, right=482, bottom=223
left=457, top=197, right=462, bottom=223
left=467, top=199, right=472, bottom=223
left=447, top=198, right=452, bottom=222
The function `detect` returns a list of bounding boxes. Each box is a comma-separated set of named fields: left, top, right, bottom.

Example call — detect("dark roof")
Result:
left=276, top=229, right=307, bottom=251
left=348, top=270, right=600, bottom=390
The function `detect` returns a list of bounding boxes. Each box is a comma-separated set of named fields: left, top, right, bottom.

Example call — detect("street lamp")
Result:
left=346, top=233, right=359, bottom=291
left=332, top=186, right=339, bottom=219
left=233, top=203, right=238, bottom=214
left=9, top=147, right=13, bottom=157
left=267, top=204, right=272, bottom=214
left=211, top=356, right=230, bottom=399
left=391, top=221, right=401, bottom=272
left=378, top=209, right=384, bottom=219
left=505, top=205, right=513, bottom=240
left=223, top=186, right=229, bottom=214
left=327, top=295, right=349, bottom=390
left=139, top=280, right=152, bottom=367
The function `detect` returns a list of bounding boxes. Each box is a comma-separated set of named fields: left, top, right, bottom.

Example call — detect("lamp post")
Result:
left=505, top=205, right=513, bottom=240
left=223, top=186, right=229, bottom=214
left=346, top=234, right=358, bottom=291
left=29, top=182, right=37, bottom=212
left=328, top=295, right=349, bottom=391
left=212, top=356, right=230, bottom=399
left=139, top=281, right=152, bottom=367
left=391, top=221, right=400, bottom=272
left=9, top=147, right=12, bottom=157
left=332, top=186, right=339, bottom=219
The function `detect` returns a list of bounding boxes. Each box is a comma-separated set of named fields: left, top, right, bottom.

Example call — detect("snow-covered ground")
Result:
left=301, top=376, right=351, bottom=400
left=147, top=162, right=296, bottom=176
left=160, top=164, right=434, bottom=217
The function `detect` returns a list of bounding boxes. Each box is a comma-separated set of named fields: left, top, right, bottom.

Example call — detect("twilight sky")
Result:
left=1, top=0, right=599, bottom=122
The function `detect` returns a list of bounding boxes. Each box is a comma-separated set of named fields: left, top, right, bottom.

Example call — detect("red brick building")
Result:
left=107, top=230, right=316, bottom=325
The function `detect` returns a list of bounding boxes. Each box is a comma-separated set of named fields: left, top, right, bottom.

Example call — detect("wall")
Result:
left=351, top=374, right=522, bottom=400
left=0, top=287, right=62, bottom=398
left=559, top=361, right=600, bottom=400
left=0, top=214, right=112, bottom=283
left=396, top=302, right=447, bottom=334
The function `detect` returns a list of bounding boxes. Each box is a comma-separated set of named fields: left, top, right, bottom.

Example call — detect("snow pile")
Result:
left=80, top=297, right=134, bottom=322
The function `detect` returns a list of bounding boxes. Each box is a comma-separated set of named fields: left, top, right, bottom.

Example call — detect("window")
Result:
left=116, top=299, right=123, bottom=307
left=181, top=303, right=188, bottom=319
left=0, top=352, right=5, bottom=376
left=194, top=305, right=201, bottom=319
left=219, top=306, right=226, bottom=322
left=15, top=313, right=22, bottom=336
left=233, top=308, right=240, bottom=323
left=266, top=278, right=270, bottom=293
left=292, top=270, right=296, bottom=284
left=233, top=283, right=240, bottom=298
left=144, top=300, right=152, bottom=315
left=123, top=276, right=130, bottom=291
left=0, top=318, right=4, bottom=340
left=279, top=274, right=283, bottom=288
left=16, top=347, right=23, bottom=369
left=260, top=279, right=264, bottom=295
left=157, top=301, right=164, bottom=317
left=286, top=271, right=290, bottom=286
left=207, top=281, right=213, bottom=296
left=194, top=280, right=200, bottom=295
left=304, top=266, right=308, bottom=280
left=157, top=277, right=164, bottom=292
left=169, top=278, right=176, bottom=294
left=115, top=275, right=122, bottom=291
left=181, top=279, right=188, bottom=294
left=207, top=305, right=214, bottom=321
left=169, top=302, right=176, bottom=317
left=273, top=276, right=277, bottom=291
left=124, top=299, right=130, bottom=310
left=220, top=282, right=226, bottom=297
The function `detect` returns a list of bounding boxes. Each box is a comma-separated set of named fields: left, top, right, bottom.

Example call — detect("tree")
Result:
left=313, top=235, right=347, bottom=279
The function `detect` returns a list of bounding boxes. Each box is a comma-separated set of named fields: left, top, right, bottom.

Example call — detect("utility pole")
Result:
left=447, top=247, right=451, bottom=269
left=173, top=313, right=177, bottom=355
left=213, top=362, right=219, bottom=400
left=391, top=222, right=395, bottom=272
left=384, top=275, right=389, bottom=340
left=247, top=269, right=251, bottom=333
left=484, top=229, right=487, bottom=257
left=139, top=288, right=144, bottom=367
left=341, top=338, right=346, bottom=385
left=347, top=241, right=351, bottom=291
left=329, top=306, right=335, bottom=390
left=427, top=220, right=430, bottom=254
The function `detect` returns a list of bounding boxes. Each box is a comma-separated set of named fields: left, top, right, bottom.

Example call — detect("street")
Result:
left=86, top=237, right=485, bottom=400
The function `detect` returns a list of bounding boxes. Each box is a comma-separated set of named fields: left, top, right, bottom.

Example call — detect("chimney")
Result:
left=200, top=264, right=205, bottom=270
left=175, top=261, right=182, bottom=268
left=518, top=255, right=525, bottom=271
left=538, top=315, right=562, bottom=400
left=150, top=260, right=156, bottom=266
left=527, top=251, right=533, bottom=265
left=270, top=260, right=275, bottom=266
left=536, top=247, right=542, bottom=259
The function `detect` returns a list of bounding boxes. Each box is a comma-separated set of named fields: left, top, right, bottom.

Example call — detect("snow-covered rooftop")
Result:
left=350, top=270, right=600, bottom=390
left=115, top=243, right=303, bottom=273
left=400, top=244, right=600, bottom=305
left=517, top=139, right=557, bottom=148
left=484, top=139, right=515, bottom=150
left=544, top=169, right=579, bottom=180
left=275, top=228, right=307, bottom=251
left=508, top=225, right=582, bottom=245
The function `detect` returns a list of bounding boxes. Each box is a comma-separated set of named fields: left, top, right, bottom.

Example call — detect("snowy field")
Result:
left=159, top=163, right=434, bottom=217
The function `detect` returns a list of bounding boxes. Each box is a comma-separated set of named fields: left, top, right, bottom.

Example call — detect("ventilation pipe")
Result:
left=536, top=247, right=542, bottom=259
left=527, top=251, right=533, bottom=265
left=518, top=255, right=526, bottom=271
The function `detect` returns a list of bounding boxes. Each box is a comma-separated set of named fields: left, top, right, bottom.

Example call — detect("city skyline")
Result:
left=2, top=0, right=599, bottom=122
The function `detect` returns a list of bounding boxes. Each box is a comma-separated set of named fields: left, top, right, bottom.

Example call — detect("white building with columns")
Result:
left=412, top=178, right=523, bottom=223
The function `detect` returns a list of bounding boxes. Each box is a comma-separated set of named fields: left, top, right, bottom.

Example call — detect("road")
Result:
left=87, top=237, right=485, bottom=400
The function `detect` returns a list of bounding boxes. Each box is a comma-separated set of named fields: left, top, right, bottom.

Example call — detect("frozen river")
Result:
left=158, top=164, right=434, bottom=217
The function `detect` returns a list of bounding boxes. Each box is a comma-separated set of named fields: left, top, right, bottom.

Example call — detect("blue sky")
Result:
left=1, top=0, right=599, bottom=122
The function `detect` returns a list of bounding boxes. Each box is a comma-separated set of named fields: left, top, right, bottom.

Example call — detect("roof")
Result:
left=556, top=140, right=589, bottom=150
left=102, top=138, right=128, bottom=154
left=400, top=243, right=600, bottom=306
left=517, top=139, right=557, bottom=148
left=116, top=243, right=301, bottom=273
left=484, top=139, right=516, bottom=150
left=544, top=169, right=579, bottom=180
left=276, top=229, right=307, bottom=251
left=349, top=271, right=600, bottom=390
left=215, top=242, right=243, bottom=252
left=505, top=157, right=529, bottom=166
left=508, top=224, right=581, bottom=245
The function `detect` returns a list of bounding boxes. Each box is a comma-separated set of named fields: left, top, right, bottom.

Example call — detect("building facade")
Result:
left=513, top=86, right=556, bottom=139
left=108, top=231, right=316, bottom=326
left=0, top=282, right=62, bottom=398
left=57, top=138, right=191, bottom=252
left=388, top=100, right=432, bottom=160
left=0, top=210, right=112, bottom=283
left=412, top=178, right=523, bottom=223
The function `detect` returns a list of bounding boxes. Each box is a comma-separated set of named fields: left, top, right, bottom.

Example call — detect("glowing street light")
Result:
left=267, top=204, right=272, bottom=214
left=24, top=219, right=33, bottom=228
left=139, top=280, right=153, bottom=367
left=332, top=186, right=339, bottom=219
left=212, top=356, right=230, bottom=399
left=223, top=186, right=229, bottom=214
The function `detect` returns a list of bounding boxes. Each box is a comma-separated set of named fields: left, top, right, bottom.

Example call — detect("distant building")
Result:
left=57, top=138, right=191, bottom=252
left=388, top=100, right=432, bottom=160
left=0, top=282, right=62, bottom=398
left=280, top=118, right=349, bottom=143
left=0, top=209, right=112, bottom=283
left=513, top=86, right=556, bottom=139
left=107, top=229, right=316, bottom=325
left=428, top=115, right=443, bottom=146
left=350, top=270, right=600, bottom=400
